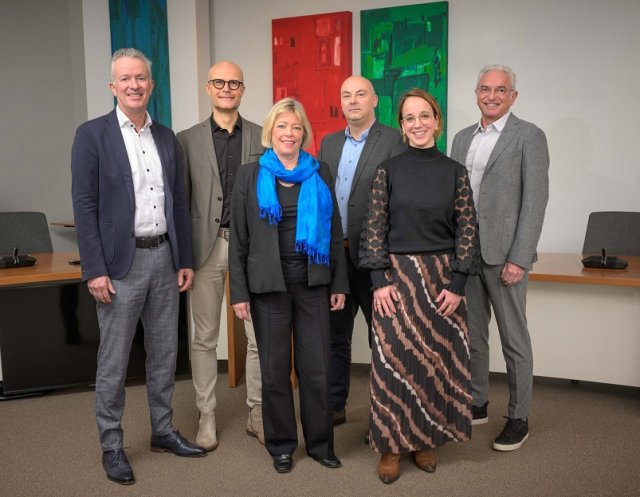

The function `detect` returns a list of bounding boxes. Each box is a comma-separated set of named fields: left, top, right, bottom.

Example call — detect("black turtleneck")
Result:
left=359, top=145, right=478, bottom=292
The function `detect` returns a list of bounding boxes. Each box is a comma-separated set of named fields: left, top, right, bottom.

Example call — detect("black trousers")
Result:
left=251, top=283, right=335, bottom=459
left=328, top=249, right=373, bottom=411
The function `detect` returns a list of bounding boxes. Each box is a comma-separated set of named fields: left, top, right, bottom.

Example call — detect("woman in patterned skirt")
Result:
left=359, top=88, right=478, bottom=484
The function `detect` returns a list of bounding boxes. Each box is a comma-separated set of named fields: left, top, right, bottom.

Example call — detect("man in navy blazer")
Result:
left=317, top=76, right=405, bottom=426
left=451, top=65, right=549, bottom=452
left=71, top=48, right=205, bottom=485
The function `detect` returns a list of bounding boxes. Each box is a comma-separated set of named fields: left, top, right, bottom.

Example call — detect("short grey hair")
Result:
left=110, top=48, right=153, bottom=82
left=477, top=64, right=517, bottom=90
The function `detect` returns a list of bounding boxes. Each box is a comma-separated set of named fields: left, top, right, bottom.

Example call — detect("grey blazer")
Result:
left=450, top=113, right=550, bottom=270
left=228, top=161, right=349, bottom=305
left=176, top=116, right=264, bottom=269
left=317, top=120, right=405, bottom=265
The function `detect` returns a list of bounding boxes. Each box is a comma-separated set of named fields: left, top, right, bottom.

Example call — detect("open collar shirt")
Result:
left=116, top=106, right=167, bottom=237
left=335, top=122, right=373, bottom=237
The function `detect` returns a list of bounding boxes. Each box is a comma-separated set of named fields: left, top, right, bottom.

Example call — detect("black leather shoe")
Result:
left=312, top=455, right=342, bottom=469
left=102, top=449, right=135, bottom=485
left=332, top=408, right=346, bottom=426
left=150, top=430, right=207, bottom=457
left=273, top=454, right=293, bottom=473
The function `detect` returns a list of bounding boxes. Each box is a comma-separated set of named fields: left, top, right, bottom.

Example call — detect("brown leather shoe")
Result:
left=377, top=453, right=401, bottom=484
left=412, top=449, right=436, bottom=473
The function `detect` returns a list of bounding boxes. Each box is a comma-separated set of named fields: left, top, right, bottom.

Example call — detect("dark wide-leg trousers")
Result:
left=329, top=249, right=373, bottom=411
left=251, top=283, right=335, bottom=460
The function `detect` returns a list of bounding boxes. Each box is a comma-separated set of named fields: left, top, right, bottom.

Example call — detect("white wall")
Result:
left=2, top=0, right=638, bottom=364
left=211, top=0, right=640, bottom=363
left=212, top=0, right=640, bottom=254
left=82, top=0, right=209, bottom=130
left=0, top=0, right=87, bottom=251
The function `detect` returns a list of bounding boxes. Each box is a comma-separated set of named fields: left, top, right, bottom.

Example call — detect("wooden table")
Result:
left=487, top=252, right=640, bottom=387
left=0, top=252, right=251, bottom=390
left=0, top=252, right=190, bottom=395
left=529, top=252, right=640, bottom=287
left=0, top=252, right=82, bottom=287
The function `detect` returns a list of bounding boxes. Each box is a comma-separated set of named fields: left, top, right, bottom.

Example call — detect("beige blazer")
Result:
left=177, top=116, right=264, bottom=269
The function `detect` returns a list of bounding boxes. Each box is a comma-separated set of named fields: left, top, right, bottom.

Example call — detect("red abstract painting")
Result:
left=272, top=11, right=353, bottom=155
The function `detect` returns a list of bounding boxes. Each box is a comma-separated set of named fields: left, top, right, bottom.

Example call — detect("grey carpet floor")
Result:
left=1, top=368, right=638, bottom=497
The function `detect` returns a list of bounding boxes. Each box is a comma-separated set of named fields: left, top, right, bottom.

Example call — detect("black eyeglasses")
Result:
left=207, top=79, right=244, bottom=90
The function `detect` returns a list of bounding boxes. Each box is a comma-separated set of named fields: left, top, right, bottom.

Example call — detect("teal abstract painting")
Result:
left=109, top=0, right=171, bottom=128
left=361, top=2, right=448, bottom=151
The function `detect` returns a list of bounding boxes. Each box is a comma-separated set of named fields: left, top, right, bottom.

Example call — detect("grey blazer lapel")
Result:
left=199, top=119, right=220, bottom=177
left=457, top=129, right=475, bottom=161
left=486, top=113, right=520, bottom=171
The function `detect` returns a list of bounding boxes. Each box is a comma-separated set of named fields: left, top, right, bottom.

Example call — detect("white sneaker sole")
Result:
left=493, top=432, right=529, bottom=451
left=472, top=417, right=488, bottom=426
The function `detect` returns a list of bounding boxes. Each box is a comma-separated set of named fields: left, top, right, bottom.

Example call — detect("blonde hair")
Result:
left=261, top=97, right=313, bottom=149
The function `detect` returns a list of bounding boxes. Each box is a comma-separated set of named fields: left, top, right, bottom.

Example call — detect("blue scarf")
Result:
left=257, top=148, right=333, bottom=265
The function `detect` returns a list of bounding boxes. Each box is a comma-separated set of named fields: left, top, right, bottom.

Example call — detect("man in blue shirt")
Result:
left=318, top=76, right=405, bottom=426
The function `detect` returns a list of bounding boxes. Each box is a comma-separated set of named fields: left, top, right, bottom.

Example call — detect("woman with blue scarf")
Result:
left=229, top=98, right=348, bottom=474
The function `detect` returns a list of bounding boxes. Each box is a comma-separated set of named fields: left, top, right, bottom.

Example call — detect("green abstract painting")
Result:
left=361, top=2, right=448, bottom=151
left=109, top=0, right=171, bottom=128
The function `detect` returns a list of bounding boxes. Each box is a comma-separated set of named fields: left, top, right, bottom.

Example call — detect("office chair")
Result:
left=0, top=211, right=54, bottom=254
left=582, top=211, right=640, bottom=256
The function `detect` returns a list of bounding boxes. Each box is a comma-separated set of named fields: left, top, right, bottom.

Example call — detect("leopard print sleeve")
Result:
left=359, top=165, right=391, bottom=280
left=450, top=166, right=478, bottom=276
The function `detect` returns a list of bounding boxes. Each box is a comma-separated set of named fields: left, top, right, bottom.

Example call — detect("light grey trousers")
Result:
left=95, top=242, right=179, bottom=451
left=466, top=260, right=533, bottom=419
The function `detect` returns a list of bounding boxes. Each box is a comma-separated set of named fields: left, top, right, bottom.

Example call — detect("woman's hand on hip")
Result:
left=435, top=289, right=462, bottom=317
left=373, top=285, right=399, bottom=317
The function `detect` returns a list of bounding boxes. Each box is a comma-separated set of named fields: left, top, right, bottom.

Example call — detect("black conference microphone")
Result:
left=0, top=247, right=37, bottom=269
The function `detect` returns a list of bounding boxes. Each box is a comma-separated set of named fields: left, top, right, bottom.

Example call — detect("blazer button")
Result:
left=214, top=218, right=220, bottom=224
left=217, top=196, right=223, bottom=201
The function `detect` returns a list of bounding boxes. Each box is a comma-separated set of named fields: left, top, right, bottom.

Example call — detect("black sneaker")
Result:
left=472, top=401, right=489, bottom=425
left=493, top=417, right=529, bottom=451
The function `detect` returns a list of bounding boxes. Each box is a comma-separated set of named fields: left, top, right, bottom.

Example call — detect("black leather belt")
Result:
left=135, top=233, right=168, bottom=248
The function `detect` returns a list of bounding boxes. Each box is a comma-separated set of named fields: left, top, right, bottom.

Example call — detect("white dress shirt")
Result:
left=115, top=106, right=167, bottom=237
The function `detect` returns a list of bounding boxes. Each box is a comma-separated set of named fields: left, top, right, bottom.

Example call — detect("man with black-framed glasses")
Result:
left=177, top=61, right=265, bottom=451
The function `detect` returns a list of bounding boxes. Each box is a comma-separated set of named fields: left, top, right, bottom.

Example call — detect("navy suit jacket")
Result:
left=71, top=109, right=193, bottom=281
left=317, top=121, right=405, bottom=266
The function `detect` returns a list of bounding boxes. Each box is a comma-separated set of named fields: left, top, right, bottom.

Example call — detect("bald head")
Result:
left=340, top=76, right=378, bottom=133
left=208, top=60, right=244, bottom=83
left=206, top=60, right=246, bottom=117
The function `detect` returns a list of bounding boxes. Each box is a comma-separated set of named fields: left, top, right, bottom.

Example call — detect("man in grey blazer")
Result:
left=176, top=60, right=265, bottom=450
left=451, top=65, right=549, bottom=451
left=318, top=76, right=405, bottom=426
